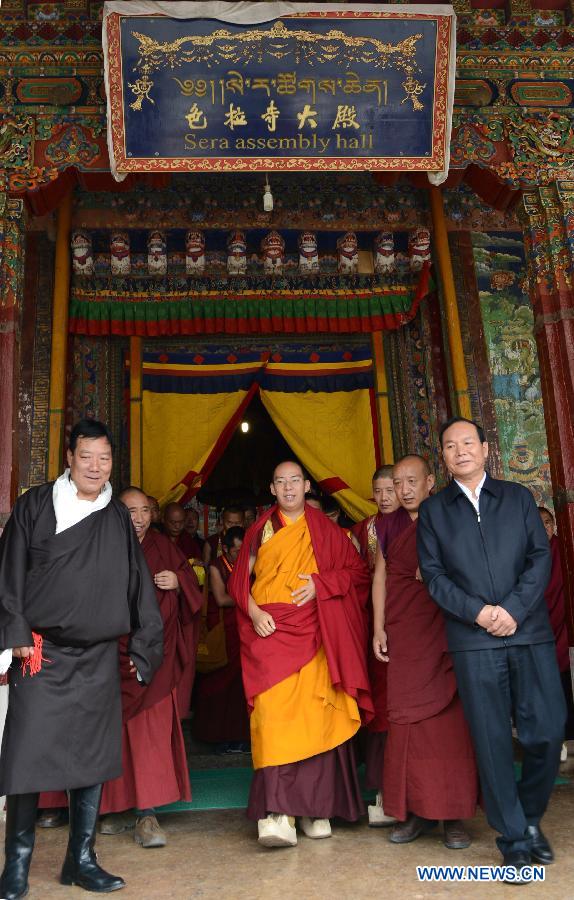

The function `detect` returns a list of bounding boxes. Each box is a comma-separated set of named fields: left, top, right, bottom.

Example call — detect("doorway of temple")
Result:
left=187, top=393, right=298, bottom=780
left=141, top=337, right=382, bottom=812
left=196, top=392, right=295, bottom=510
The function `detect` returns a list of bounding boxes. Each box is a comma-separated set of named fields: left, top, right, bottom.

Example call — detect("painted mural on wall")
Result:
left=471, top=231, right=551, bottom=506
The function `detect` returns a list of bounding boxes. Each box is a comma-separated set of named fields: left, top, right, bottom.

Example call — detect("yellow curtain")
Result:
left=260, top=388, right=377, bottom=522
left=142, top=389, right=251, bottom=503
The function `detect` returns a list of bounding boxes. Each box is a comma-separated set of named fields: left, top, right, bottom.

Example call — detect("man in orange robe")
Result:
left=228, top=461, right=373, bottom=848
left=374, top=456, right=478, bottom=849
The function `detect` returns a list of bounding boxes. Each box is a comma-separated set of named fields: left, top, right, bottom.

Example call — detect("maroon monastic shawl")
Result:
left=202, top=554, right=243, bottom=693
left=119, top=529, right=202, bottom=720
left=545, top=535, right=569, bottom=672
left=375, top=506, right=412, bottom=557
left=385, top=519, right=456, bottom=725
left=228, top=503, right=373, bottom=723
left=177, top=530, right=204, bottom=562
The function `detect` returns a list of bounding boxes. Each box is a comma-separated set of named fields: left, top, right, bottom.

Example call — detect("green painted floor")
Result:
left=158, top=762, right=569, bottom=813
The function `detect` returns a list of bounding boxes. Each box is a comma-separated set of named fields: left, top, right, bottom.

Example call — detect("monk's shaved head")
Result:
left=119, top=486, right=148, bottom=504
left=271, top=460, right=310, bottom=520
left=392, top=455, right=435, bottom=519
left=272, top=460, right=307, bottom=481
left=119, top=487, right=152, bottom=542
left=164, top=502, right=185, bottom=516
left=372, top=464, right=399, bottom=514
left=372, top=464, right=394, bottom=481
left=393, top=454, right=431, bottom=477
left=163, top=502, right=186, bottom=540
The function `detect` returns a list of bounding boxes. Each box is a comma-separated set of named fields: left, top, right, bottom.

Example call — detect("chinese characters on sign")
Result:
left=104, top=8, right=455, bottom=175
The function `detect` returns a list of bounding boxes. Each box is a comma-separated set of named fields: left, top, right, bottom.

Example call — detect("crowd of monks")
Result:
left=35, top=433, right=572, bottom=864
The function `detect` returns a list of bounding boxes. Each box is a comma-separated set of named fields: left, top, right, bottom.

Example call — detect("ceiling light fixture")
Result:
left=263, top=177, right=273, bottom=212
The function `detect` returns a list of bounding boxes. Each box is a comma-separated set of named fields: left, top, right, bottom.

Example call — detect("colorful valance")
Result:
left=69, top=267, right=431, bottom=336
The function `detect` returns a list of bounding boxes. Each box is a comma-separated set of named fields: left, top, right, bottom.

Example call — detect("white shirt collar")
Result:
left=454, top=472, right=486, bottom=514
left=52, top=468, right=112, bottom=534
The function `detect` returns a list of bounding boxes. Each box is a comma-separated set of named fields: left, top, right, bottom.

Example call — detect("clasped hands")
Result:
left=250, top=573, right=316, bottom=639
left=475, top=604, right=517, bottom=637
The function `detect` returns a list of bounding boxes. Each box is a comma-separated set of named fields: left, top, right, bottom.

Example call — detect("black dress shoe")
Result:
left=526, top=825, right=554, bottom=864
left=502, top=851, right=531, bottom=884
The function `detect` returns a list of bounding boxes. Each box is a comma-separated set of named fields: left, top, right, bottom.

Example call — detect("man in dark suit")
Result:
left=417, top=417, right=566, bottom=880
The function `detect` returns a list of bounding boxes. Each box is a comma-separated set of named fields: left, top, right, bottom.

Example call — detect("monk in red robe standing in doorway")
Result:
left=99, top=488, right=202, bottom=847
left=203, top=506, right=245, bottom=565
left=229, top=461, right=373, bottom=848
left=193, top=526, right=250, bottom=751
left=163, top=501, right=203, bottom=715
left=374, top=456, right=478, bottom=849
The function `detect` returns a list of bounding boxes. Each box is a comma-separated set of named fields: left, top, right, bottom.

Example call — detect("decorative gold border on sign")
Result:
left=105, top=12, right=452, bottom=174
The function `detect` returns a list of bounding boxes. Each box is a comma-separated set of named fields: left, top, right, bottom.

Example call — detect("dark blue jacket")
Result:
left=417, top=474, right=554, bottom=652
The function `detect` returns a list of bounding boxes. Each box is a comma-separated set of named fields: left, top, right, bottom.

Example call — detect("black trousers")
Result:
left=452, top=642, right=566, bottom=856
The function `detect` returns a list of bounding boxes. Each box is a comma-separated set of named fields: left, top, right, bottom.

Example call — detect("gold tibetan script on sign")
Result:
left=127, top=20, right=426, bottom=113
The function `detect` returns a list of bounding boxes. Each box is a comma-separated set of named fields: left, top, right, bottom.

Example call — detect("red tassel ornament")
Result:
left=20, top=632, right=50, bottom=677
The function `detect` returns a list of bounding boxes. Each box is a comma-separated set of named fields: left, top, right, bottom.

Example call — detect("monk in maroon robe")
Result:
left=181, top=506, right=205, bottom=562
left=100, top=488, right=202, bottom=847
left=352, top=465, right=398, bottom=570
left=163, top=501, right=204, bottom=715
left=353, top=466, right=410, bottom=826
left=539, top=507, right=574, bottom=742
left=193, top=526, right=250, bottom=749
left=203, top=507, right=245, bottom=565
left=366, top=506, right=412, bottom=822
left=376, top=456, right=478, bottom=849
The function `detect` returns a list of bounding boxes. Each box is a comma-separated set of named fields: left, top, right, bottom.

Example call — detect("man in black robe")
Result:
left=0, top=419, right=163, bottom=898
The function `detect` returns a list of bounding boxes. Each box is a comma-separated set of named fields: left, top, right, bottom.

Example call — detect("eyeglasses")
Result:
left=273, top=476, right=303, bottom=486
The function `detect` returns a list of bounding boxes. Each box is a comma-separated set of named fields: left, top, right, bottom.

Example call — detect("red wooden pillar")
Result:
left=521, top=184, right=574, bottom=641
left=0, top=196, right=26, bottom=528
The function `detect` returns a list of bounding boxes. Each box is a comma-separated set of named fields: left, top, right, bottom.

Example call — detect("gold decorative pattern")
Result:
left=104, top=10, right=454, bottom=174
left=129, top=20, right=425, bottom=111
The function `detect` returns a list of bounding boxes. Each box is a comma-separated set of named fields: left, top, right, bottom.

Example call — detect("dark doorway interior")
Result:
left=197, top=391, right=299, bottom=508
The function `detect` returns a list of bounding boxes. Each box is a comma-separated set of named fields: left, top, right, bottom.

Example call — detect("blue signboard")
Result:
left=104, top=6, right=455, bottom=175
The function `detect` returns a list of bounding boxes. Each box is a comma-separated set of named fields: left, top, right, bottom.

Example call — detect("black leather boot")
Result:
left=0, top=792, right=39, bottom=899
left=60, top=784, right=125, bottom=893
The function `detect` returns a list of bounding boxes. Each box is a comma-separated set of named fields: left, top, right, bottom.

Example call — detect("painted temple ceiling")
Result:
left=1, top=1, right=574, bottom=194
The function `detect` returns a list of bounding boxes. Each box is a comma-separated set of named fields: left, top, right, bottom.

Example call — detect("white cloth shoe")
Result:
left=299, top=817, right=332, bottom=839
left=367, top=791, right=396, bottom=827
left=257, top=814, right=297, bottom=848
